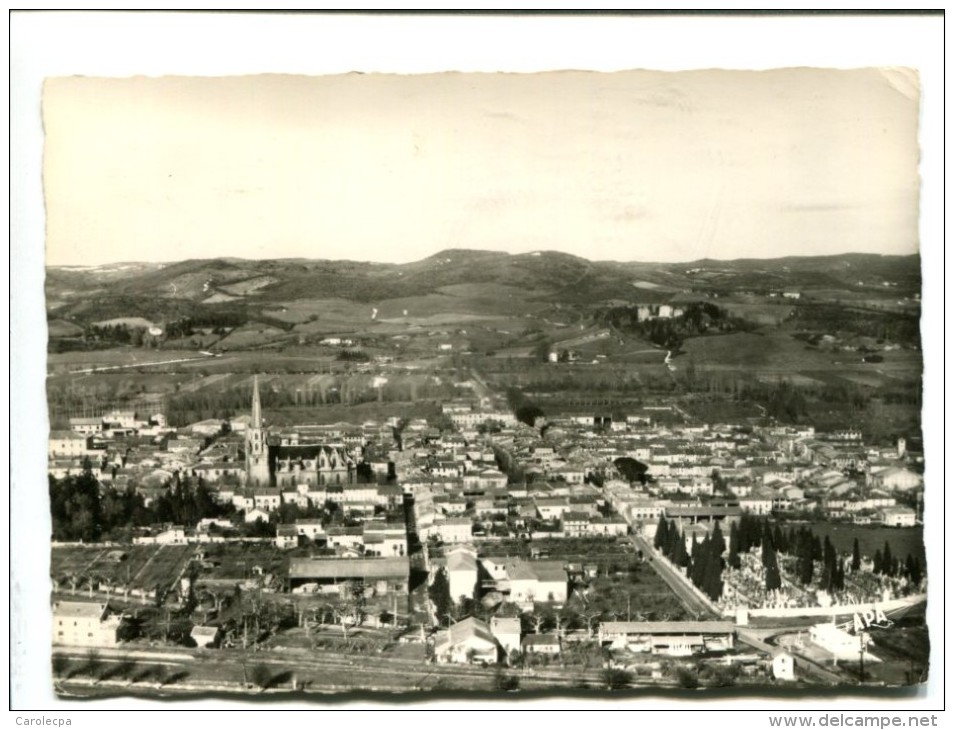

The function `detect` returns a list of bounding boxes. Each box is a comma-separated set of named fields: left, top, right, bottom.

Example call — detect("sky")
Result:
left=43, top=68, right=920, bottom=267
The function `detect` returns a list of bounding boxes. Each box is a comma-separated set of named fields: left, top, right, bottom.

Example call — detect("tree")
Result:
left=654, top=515, right=669, bottom=551
left=494, top=670, right=520, bottom=692
left=851, top=538, right=862, bottom=573
left=250, top=664, right=273, bottom=691
left=602, top=667, right=633, bottom=690
left=882, top=541, right=894, bottom=577
left=727, top=522, right=741, bottom=570
left=907, top=555, right=923, bottom=586
left=764, top=541, right=781, bottom=592
left=428, top=568, right=453, bottom=619
left=711, top=520, right=726, bottom=559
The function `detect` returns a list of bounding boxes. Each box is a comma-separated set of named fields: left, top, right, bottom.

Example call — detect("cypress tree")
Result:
left=772, top=523, right=787, bottom=554
left=798, top=538, right=814, bottom=585
left=761, top=524, right=775, bottom=567
left=711, top=520, right=726, bottom=558
left=764, top=542, right=782, bottom=592
left=675, top=533, right=690, bottom=569
left=822, top=537, right=836, bottom=590
left=909, top=556, right=923, bottom=586
left=833, top=559, right=845, bottom=592
left=665, top=520, right=680, bottom=561
left=728, top=522, right=741, bottom=569
left=882, top=541, right=893, bottom=576
left=873, top=549, right=883, bottom=575
left=851, top=538, right=861, bottom=572
left=654, top=515, right=669, bottom=551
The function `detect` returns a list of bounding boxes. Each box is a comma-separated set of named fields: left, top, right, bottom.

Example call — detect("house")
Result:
left=880, top=506, right=917, bottom=527
left=522, top=633, right=561, bottom=656
left=868, top=466, right=922, bottom=493
left=562, top=511, right=591, bottom=537
left=191, top=625, right=221, bottom=648
left=429, top=517, right=473, bottom=544
left=253, top=490, right=282, bottom=512
left=48, top=431, right=89, bottom=459
left=490, top=617, right=522, bottom=659
left=133, top=526, right=186, bottom=545
left=53, top=602, right=123, bottom=647
left=69, top=417, right=103, bottom=436
left=295, top=519, right=326, bottom=543
left=433, top=617, right=499, bottom=665
left=535, top=498, right=570, bottom=521
left=772, top=650, right=795, bottom=681
left=363, top=525, right=407, bottom=557
left=275, top=524, right=299, bottom=549
left=740, top=496, right=773, bottom=515
left=244, top=507, right=271, bottom=524
left=505, top=560, right=568, bottom=604
left=590, top=516, right=629, bottom=537
left=446, top=546, right=479, bottom=604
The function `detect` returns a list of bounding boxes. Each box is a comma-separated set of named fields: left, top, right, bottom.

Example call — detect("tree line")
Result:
left=50, top=466, right=235, bottom=542
left=597, top=302, right=756, bottom=351
left=653, top=516, right=725, bottom=600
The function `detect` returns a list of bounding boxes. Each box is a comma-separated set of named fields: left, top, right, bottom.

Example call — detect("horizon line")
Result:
left=46, top=247, right=922, bottom=269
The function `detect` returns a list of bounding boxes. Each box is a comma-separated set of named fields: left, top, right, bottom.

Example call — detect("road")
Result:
left=65, top=352, right=219, bottom=375
left=53, top=642, right=609, bottom=695
left=630, top=534, right=719, bottom=618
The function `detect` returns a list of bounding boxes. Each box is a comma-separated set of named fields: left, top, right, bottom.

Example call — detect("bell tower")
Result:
left=245, top=376, right=270, bottom=486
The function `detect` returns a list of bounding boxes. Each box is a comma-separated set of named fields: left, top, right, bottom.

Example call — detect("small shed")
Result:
left=191, top=625, right=221, bottom=649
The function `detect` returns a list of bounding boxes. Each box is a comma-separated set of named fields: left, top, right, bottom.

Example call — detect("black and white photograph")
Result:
left=10, top=11, right=945, bottom=719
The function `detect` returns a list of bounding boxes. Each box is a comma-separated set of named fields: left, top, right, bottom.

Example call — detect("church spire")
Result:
left=251, top=375, right=262, bottom=428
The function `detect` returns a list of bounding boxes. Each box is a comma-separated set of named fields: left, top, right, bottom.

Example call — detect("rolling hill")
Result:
left=45, top=250, right=921, bottom=338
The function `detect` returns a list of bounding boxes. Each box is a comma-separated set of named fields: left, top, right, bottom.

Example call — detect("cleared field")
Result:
left=263, top=298, right=369, bottom=325
left=216, top=322, right=292, bottom=349
left=94, top=317, right=156, bottom=329
left=718, top=303, right=794, bottom=326
left=48, top=349, right=204, bottom=369
left=196, top=543, right=292, bottom=581
left=680, top=330, right=922, bottom=378
left=218, top=276, right=277, bottom=296
left=51, top=544, right=197, bottom=594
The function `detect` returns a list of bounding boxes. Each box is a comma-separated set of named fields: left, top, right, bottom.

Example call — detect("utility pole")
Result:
left=858, top=631, right=866, bottom=684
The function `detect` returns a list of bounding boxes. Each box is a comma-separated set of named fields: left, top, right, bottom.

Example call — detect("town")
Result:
left=48, top=366, right=927, bottom=695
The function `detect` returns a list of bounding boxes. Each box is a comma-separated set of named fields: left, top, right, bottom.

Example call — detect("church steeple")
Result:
left=251, top=375, right=262, bottom=429
left=246, top=375, right=270, bottom=486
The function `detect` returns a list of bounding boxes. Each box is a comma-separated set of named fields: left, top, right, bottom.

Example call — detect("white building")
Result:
left=809, top=622, right=869, bottom=661
left=880, top=506, right=917, bottom=528
left=446, top=546, right=479, bottom=604
left=53, top=602, right=122, bottom=647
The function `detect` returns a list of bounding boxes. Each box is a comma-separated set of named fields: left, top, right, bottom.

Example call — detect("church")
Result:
left=244, top=376, right=357, bottom=488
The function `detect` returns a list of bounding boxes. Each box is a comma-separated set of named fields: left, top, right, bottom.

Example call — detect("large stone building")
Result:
left=244, top=376, right=357, bottom=487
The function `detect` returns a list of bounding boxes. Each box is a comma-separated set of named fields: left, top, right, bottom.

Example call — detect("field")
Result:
left=680, top=329, right=922, bottom=380
left=718, top=302, right=796, bottom=327
left=797, top=523, right=926, bottom=567
left=47, top=348, right=209, bottom=371
left=51, top=544, right=197, bottom=595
